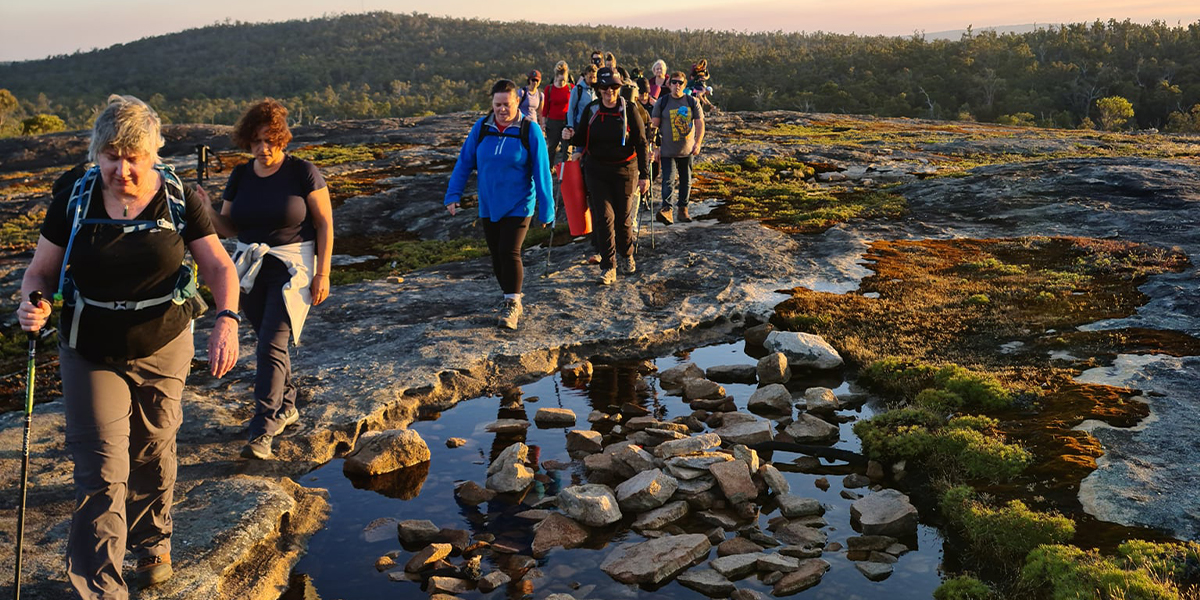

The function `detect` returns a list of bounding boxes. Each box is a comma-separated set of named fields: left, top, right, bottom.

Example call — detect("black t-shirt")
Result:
left=223, top=155, right=326, bottom=246
left=42, top=169, right=217, bottom=361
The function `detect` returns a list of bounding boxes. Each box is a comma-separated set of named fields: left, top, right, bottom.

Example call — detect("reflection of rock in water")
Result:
left=346, top=460, right=430, bottom=500
left=279, top=572, right=322, bottom=600
left=587, top=363, right=654, bottom=414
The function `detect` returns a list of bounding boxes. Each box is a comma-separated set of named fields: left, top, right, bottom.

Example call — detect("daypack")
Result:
left=57, top=163, right=201, bottom=349
left=474, top=112, right=534, bottom=156
left=584, top=97, right=631, bottom=148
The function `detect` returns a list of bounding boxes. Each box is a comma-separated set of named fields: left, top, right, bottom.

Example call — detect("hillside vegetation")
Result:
left=1, top=13, right=1200, bottom=135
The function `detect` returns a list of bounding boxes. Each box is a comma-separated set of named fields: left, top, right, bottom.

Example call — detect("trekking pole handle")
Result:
left=26, top=292, right=42, bottom=340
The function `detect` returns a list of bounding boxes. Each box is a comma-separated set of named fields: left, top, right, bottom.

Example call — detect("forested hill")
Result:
left=2, top=12, right=1200, bottom=134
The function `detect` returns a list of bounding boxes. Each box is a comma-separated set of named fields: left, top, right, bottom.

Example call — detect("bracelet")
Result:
left=216, top=309, right=241, bottom=324
left=315, top=272, right=329, bottom=277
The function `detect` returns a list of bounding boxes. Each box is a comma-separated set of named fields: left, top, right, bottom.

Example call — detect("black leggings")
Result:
left=483, top=216, right=531, bottom=295
left=583, top=159, right=637, bottom=270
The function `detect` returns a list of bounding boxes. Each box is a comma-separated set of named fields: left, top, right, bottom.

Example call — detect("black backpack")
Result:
left=653, top=93, right=699, bottom=122
left=474, top=112, right=533, bottom=155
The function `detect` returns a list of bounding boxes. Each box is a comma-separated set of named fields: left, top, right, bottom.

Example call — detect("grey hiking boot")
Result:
left=273, top=407, right=299, bottom=434
left=135, top=554, right=172, bottom=588
left=677, top=204, right=692, bottom=223
left=241, top=433, right=274, bottom=460
left=498, top=299, right=523, bottom=330
left=655, top=206, right=674, bottom=226
left=599, top=268, right=617, bottom=285
left=620, top=254, right=637, bottom=275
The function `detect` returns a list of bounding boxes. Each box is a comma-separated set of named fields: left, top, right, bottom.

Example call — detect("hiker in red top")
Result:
left=570, top=67, right=650, bottom=286
left=543, top=61, right=574, bottom=168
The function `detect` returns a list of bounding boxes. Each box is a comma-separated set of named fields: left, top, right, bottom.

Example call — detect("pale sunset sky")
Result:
left=2, top=0, right=1197, bottom=62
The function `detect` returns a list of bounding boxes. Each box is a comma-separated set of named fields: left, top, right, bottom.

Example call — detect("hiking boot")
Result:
left=655, top=207, right=674, bottom=226
left=135, top=554, right=172, bottom=588
left=241, top=434, right=274, bottom=460
left=498, top=299, right=522, bottom=330
left=620, top=255, right=637, bottom=275
left=587, top=254, right=602, bottom=265
left=599, top=268, right=617, bottom=286
left=274, top=407, right=299, bottom=434
left=677, top=205, right=692, bottom=223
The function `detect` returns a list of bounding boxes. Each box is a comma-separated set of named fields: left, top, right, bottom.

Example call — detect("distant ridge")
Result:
left=921, top=24, right=1055, bottom=40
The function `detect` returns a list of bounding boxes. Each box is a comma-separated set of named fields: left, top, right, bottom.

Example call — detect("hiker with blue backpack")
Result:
left=569, top=67, right=651, bottom=285
left=203, top=99, right=334, bottom=461
left=15, top=94, right=240, bottom=597
left=445, top=79, right=555, bottom=330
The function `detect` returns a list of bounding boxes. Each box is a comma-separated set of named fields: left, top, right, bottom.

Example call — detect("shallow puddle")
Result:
left=284, top=342, right=946, bottom=599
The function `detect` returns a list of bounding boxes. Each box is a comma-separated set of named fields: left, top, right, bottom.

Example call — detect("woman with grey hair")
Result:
left=16, top=94, right=239, bottom=597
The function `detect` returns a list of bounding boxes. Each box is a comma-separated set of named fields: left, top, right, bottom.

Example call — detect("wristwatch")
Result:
left=216, top=309, right=241, bottom=324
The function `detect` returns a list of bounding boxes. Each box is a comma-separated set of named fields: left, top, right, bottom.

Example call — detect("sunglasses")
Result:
left=669, top=80, right=686, bottom=85
left=529, top=79, right=541, bottom=84
left=598, top=85, right=621, bottom=91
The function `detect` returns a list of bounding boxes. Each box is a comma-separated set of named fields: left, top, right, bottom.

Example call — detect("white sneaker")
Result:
left=599, top=268, right=617, bottom=285
left=498, top=299, right=522, bottom=330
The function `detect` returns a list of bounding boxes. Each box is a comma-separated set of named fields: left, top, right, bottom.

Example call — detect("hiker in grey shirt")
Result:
left=651, top=71, right=705, bottom=224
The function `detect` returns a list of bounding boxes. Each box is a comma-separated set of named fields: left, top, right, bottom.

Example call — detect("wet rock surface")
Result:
left=1, top=109, right=1199, bottom=597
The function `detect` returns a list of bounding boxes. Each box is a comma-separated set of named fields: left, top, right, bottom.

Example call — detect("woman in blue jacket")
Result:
left=445, top=79, right=555, bottom=330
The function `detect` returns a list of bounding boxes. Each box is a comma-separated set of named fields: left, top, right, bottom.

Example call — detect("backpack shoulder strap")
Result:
left=56, top=165, right=101, bottom=301
left=157, top=164, right=187, bottom=235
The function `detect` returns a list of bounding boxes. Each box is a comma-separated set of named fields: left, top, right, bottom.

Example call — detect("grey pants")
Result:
left=61, top=327, right=191, bottom=600
left=242, top=255, right=297, bottom=439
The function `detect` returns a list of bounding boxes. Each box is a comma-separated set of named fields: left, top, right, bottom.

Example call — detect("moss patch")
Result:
left=291, top=143, right=411, bottom=167
left=941, top=486, right=1075, bottom=562
left=1021, top=542, right=1200, bottom=600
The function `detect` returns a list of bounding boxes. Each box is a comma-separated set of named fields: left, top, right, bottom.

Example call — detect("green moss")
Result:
left=937, top=427, right=1032, bottom=479
left=855, top=409, right=1030, bottom=480
left=1021, top=544, right=1189, bottom=600
left=291, top=143, right=407, bottom=166
left=959, top=257, right=1025, bottom=276
left=913, top=388, right=965, bottom=414
left=965, top=293, right=991, bottom=306
left=942, top=487, right=1075, bottom=561
left=933, top=575, right=993, bottom=600
left=934, top=365, right=1014, bottom=411
left=861, top=359, right=1015, bottom=411
left=0, top=210, right=45, bottom=251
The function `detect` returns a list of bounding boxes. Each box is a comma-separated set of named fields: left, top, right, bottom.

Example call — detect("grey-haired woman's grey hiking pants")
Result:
left=60, top=327, right=191, bottom=600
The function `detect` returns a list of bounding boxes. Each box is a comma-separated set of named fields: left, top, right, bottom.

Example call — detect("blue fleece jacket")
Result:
left=444, top=115, right=555, bottom=224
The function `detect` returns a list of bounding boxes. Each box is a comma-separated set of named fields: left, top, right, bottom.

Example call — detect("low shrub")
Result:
left=942, top=487, right=1075, bottom=562
left=1021, top=544, right=1185, bottom=600
left=934, top=365, right=1014, bottom=411
left=855, top=413, right=1030, bottom=480
left=914, top=388, right=964, bottom=414
left=933, top=575, right=993, bottom=600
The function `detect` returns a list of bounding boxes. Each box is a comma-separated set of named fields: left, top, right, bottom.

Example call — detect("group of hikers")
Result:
left=445, top=50, right=710, bottom=330
left=10, top=49, right=711, bottom=600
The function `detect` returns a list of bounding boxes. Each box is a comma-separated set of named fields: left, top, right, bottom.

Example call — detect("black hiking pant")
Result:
left=483, top=216, right=531, bottom=295
left=583, top=157, right=637, bottom=270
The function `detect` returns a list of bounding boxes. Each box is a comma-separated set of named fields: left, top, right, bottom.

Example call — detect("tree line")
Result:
left=2, top=13, right=1200, bottom=137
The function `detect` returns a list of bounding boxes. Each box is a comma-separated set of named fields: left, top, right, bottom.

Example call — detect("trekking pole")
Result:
left=649, top=144, right=657, bottom=251
left=544, top=166, right=565, bottom=278
left=14, top=291, right=42, bottom=600
left=195, top=144, right=210, bottom=186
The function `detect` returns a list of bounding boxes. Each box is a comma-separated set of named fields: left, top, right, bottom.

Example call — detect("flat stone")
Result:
left=757, top=553, right=801, bottom=573
left=775, top=522, right=827, bottom=547
left=656, top=433, right=722, bottom=458
left=427, top=576, right=472, bottom=594
left=678, top=568, right=736, bottom=596
left=558, top=484, right=623, bottom=526
left=710, top=552, right=765, bottom=579
left=611, top=443, right=658, bottom=473
left=843, top=473, right=871, bottom=489
left=855, top=561, right=894, bottom=581
left=885, top=543, right=909, bottom=556
left=747, top=384, right=793, bottom=414
left=764, top=331, right=844, bottom=370
left=624, top=416, right=663, bottom=431
left=771, top=559, right=831, bottom=595
left=599, top=534, right=712, bottom=585
left=780, top=545, right=823, bottom=559
left=565, top=429, right=603, bottom=453
left=783, top=413, right=839, bottom=443
left=717, top=536, right=765, bottom=556
left=535, top=408, right=576, bottom=427
left=445, top=437, right=467, bottom=448
left=846, top=535, right=897, bottom=552
left=405, top=543, right=451, bottom=572
left=731, top=445, right=760, bottom=474
left=531, top=513, right=589, bottom=557
left=696, top=510, right=741, bottom=529
left=433, top=528, right=470, bottom=554
left=362, top=517, right=399, bottom=543
left=676, top=476, right=717, bottom=494
left=706, top=364, right=759, bottom=384
left=374, top=554, right=397, bottom=571
left=633, top=500, right=690, bottom=530
left=756, top=352, right=791, bottom=385
left=667, top=452, right=735, bottom=470
left=778, top=495, right=824, bottom=518
left=668, top=464, right=715, bottom=480
left=397, top=519, right=440, bottom=545
left=710, top=460, right=758, bottom=504
left=850, top=489, right=918, bottom=536
left=514, top=509, right=552, bottom=521
left=583, top=453, right=620, bottom=475
left=759, top=464, right=790, bottom=495
left=713, top=419, right=774, bottom=446
left=343, top=429, right=430, bottom=476
left=733, top=588, right=767, bottom=600
left=484, top=419, right=531, bottom=433
left=477, top=570, right=511, bottom=593
left=683, top=378, right=727, bottom=400
left=803, top=387, right=840, bottom=415
left=615, top=468, right=679, bottom=512
left=660, top=363, right=705, bottom=388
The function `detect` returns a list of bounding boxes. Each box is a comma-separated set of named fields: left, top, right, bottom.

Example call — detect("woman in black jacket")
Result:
left=570, top=67, right=650, bottom=285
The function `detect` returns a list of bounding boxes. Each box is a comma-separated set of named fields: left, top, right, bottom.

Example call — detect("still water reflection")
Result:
left=285, top=342, right=946, bottom=599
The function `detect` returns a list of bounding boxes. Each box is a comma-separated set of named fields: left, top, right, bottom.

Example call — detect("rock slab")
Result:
left=600, top=534, right=712, bottom=585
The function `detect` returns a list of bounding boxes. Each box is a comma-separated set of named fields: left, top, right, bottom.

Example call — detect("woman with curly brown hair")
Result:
left=205, top=99, right=333, bottom=460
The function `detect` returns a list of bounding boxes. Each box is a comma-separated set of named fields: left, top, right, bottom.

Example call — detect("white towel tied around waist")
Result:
left=233, top=240, right=315, bottom=345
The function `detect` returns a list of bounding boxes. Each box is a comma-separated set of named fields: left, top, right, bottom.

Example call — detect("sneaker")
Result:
left=498, top=299, right=522, bottom=330
left=586, top=254, right=602, bottom=265
left=241, top=434, right=274, bottom=460
left=620, top=255, right=637, bottom=275
left=599, top=268, right=617, bottom=286
left=677, top=205, right=692, bottom=223
left=135, top=554, right=172, bottom=588
left=655, top=207, right=674, bottom=226
left=275, top=407, right=299, bottom=433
